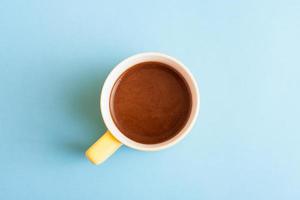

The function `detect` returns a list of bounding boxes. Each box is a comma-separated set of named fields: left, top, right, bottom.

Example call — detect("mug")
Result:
left=85, top=52, right=200, bottom=165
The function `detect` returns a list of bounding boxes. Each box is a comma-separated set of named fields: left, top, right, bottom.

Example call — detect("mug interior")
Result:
left=100, top=52, right=199, bottom=151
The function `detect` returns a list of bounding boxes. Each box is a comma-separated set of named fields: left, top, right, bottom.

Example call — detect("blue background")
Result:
left=1, top=0, right=299, bottom=199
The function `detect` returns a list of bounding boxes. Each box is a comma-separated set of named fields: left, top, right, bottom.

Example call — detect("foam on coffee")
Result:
left=110, top=62, right=192, bottom=144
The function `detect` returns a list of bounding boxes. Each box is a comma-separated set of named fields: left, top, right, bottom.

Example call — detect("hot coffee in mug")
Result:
left=86, top=53, right=199, bottom=165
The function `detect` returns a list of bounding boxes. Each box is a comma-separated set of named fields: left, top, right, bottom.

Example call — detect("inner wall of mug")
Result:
left=100, top=53, right=199, bottom=151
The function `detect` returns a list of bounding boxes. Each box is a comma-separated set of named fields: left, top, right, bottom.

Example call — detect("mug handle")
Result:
left=85, top=131, right=122, bottom=165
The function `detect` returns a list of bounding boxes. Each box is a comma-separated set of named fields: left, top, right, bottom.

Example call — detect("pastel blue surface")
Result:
left=1, top=0, right=300, bottom=199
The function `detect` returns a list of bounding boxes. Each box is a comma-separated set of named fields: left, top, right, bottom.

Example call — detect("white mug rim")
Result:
left=100, top=52, right=200, bottom=151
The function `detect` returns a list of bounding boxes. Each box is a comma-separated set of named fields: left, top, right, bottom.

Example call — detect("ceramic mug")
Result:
left=85, top=52, right=200, bottom=165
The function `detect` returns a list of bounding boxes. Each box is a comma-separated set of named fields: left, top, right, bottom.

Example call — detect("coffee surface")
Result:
left=110, top=62, right=191, bottom=144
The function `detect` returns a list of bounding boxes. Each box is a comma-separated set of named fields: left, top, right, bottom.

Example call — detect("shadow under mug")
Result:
left=85, top=52, right=200, bottom=165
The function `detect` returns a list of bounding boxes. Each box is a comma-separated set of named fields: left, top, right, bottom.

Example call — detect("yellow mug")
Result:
left=86, top=52, right=200, bottom=165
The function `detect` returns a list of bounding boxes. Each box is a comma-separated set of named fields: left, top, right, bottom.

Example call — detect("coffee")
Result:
left=110, top=62, right=192, bottom=144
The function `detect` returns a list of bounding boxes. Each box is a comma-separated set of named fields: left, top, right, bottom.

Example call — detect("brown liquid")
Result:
left=110, top=62, right=192, bottom=144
